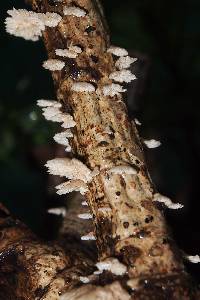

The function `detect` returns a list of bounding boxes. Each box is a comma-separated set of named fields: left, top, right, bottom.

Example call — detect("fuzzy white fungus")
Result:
left=107, top=46, right=128, bottom=57
left=153, top=193, right=183, bottom=209
left=37, top=99, right=62, bottom=108
left=61, top=114, right=76, bottom=128
left=69, top=45, right=82, bottom=54
left=65, top=145, right=72, bottom=153
left=43, top=59, right=65, bottom=71
left=63, top=6, right=86, bottom=17
left=39, top=104, right=75, bottom=128
left=6, top=9, right=45, bottom=41
left=53, top=131, right=73, bottom=150
left=41, top=109, right=75, bottom=129
left=39, top=12, right=62, bottom=27
left=144, top=139, right=161, bottom=149
left=56, top=180, right=88, bottom=195
left=109, top=70, right=136, bottom=83
left=186, top=255, right=200, bottom=264
left=56, top=49, right=77, bottom=59
left=82, top=201, right=88, bottom=206
left=56, top=45, right=82, bottom=59
left=93, top=270, right=103, bottom=275
left=42, top=106, right=61, bottom=121
left=115, top=56, right=137, bottom=70
left=96, top=258, right=127, bottom=276
left=47, top=207, right=66, bottom=217
left=134, top=118, right=142, bottom=126
left=81, top=232, right=96, bottom=241
left=108, top=165, right=137, bottom=176
left=79, top=276, right=90, bottom=284
left=6, top=9, right=61, bottom=41
left=45, top=158, right=92, bottom=183
left=102, top=84, right=126, bottom=97
left=72, top=82, right=96, bottom=93
left=78, top=213, right=93, bottom=220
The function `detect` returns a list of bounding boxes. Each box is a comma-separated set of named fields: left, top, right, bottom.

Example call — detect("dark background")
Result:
left=1, top=0, right=200, bottom=281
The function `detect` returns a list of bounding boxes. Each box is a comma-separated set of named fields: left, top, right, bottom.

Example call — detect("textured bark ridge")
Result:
left=1, top=0, right=199, bottom=299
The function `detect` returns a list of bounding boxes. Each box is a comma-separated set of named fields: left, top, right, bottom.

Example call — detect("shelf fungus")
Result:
left=45, top=158, right=93, bottom=183
left=102, top=83, right=127, bottom=97
left=72, top=82, right=96, bottom=93
left=109, top=70, right=136, bottom=83
left=186, top=255, right=200, bottom=264
left=38, top=102, right=76, bottom=128
left=78, top=213, right=93, bottom=220
left=55, top=45, right=82, bottom=58
left=144, top=139, right=161, bottom=149
left=56, top=180, right=88, bottom=195
left=37, top=99, right=62, bottom=108
left=134, top=118, right=142, bottom=126
left=96, top=258, right=127, bottom=276
left=82, top=201, right=88, bottom=206
left=115, top=56, right=137, bottom=70
left=6, top=9, right=61, bottom=41
left=56, top=48, right=77, bottom=59
left=42, top=106, right=62, bottom=121
left=69, top=45, right=82, bottom=54
left=39, top=12, right=62, bottom=27
left=79, top=276, right=90, bottom=284
left=47, top=207, right=66, bottom=217
left=81, top=232, right=96, bottom=241
left=153, top=193, right=183, bottom=209
left=63, top=6, right=86, bottom=17
left=54, top=130, right=73, bottom=142
left=53, top=130, right=73, bottom=151
left=43, top=59, right=65, bottom=71
left=61, top=114, right=76, bottom=129
left=108, top=165, right=138, bottom=176
left=107, top=46, right=128, bottom=57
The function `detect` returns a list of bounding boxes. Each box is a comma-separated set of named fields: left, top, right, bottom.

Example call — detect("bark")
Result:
left=1, top=0, right=199, bottom=299
left=0, top=203, right=95, bottom=300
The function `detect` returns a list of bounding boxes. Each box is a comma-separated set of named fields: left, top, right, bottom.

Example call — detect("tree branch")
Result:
left=2, top=0, right=199, bottom=298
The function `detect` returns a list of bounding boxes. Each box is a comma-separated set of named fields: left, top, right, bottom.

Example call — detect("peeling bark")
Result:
left=1, top=0, right=199, bottom=299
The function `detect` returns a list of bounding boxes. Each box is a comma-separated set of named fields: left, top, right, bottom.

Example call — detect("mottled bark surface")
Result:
left=0, top=203, right=95, bottom=300
left=0, top=0, right=199, bottom=299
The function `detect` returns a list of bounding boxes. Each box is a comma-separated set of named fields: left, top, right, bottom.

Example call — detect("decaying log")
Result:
left=0, top=203, right=96, bottom=300
left=1, top=0, right=199, bottom=299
